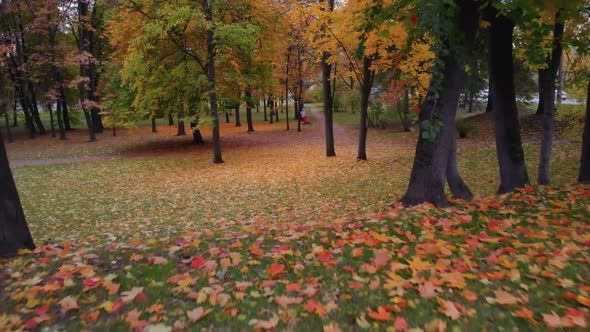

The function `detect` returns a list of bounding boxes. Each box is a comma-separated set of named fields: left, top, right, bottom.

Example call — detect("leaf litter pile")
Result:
left=2, top=119, right=590, bottom=331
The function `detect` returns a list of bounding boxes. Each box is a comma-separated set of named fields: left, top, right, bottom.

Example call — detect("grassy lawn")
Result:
left=1, top=110, right=589, bottom=331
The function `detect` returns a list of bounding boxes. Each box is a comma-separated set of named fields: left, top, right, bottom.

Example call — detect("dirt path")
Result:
left=307, top=104, right=355, bottom=145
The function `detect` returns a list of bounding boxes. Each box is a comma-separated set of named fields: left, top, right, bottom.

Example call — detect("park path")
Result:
left=307, top=104, right=356, bottom=145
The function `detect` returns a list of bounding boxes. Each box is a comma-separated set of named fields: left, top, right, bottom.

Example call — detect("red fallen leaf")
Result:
left=373, top=250, right=390, bottom=268
left=150, top=256, right=168, bottom=265
left=83, top=278, right=102, bottom=291
left=122, top=287, right=147, bottom=303
left=418, top=282, right=436, bottom=299
left=343, top=265, right=355, bottom=272
left=147, top=303, right=165, bottom=314
left=190, top=256, right=208, bottom=269
left=565, top=308, right=587, bottom=327
left=394, top=316, right=408, bottom=331
left=275, top=295, right=303, bottom=307
left=543, top=312, right=562, bottom=329
left=129, top=320, right=149, bottom=330
left=368, top=306, right=392, bottom=321
left=267, top=263, right=285, bottom=277
left=461, top=290, right=478, bottom=303
left=252, top=316, right=279, bottom=330
left=410, top=15, right=417, bottom=26
left=24, top=317, right=41, bottom=330
left=438, top=299, right=461, bottom=320
left=105, top=282, right=120, bottom=295
left=494, top=290, right=518, bottom=305
left=304, top=300, right=327, bottom=316
left=187, top=307, right=212, bottom=322
left=248, top=246, right=265, bottom=257
left=285, top=283, right=300, bottom=292
left=412, top=105, right=420, bottom=114
left=514, top=307, right=534, bottom=320
left=33, top=305, right=50, bottom=315
left=349, top=281, right=364, bottom=289
left=101, top=300, right=123, bottom=313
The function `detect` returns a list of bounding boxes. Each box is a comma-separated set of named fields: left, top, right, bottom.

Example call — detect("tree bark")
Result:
left=60, top=87, right=71, bottom=130
left=56, top=99, right=66, bottom=140
left=1, top=74, right=13, bottom=143
left=78, top=0, right=96, bottom=142
left=579, top=73, right=590, bottom=183
left=275, top=99, right=279, bottom=122
left=151, top=117, right=157, bottom=133
left=190, top=122, right=204, bottom=144
left=203, top=0, right=223, bottom=164
left=536, top=69, right=545, bottom=115
left=486, top=88, right=493, bottom=113
left=168, top=113, right=174, bottom=125
left=488, top=11, right=529, bottom=193
left=28, top=83, right=45, bottom=135
left=357, top=57, right=372, bottom=160
left=225, top=109, right=230, bottom=123
left=235, top=104, right=241, bottom=127
left=321, top=0, right=336, bottom=157
left=263, top=97, right=268, bottom=121
left=538, top=13, right=564, bottom=185
left=0, top=132, right=35, bottom=257
left=401, top=0, right=478, bottom=206
left=245, top=88, right=254, bottom=132
left=47, top=103, right=56, bottom=138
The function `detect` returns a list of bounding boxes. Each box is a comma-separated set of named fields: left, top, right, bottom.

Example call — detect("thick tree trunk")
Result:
left=56, top=99, right=66, bottom=140
left=168, top=113, right=174, bottom=125
left=401, top=0, right=477, bottom=206
left=357, top=57, right=372, bottom=161
left=245, top=88, right=254, bottom=132
left=486, top=89, right=493, bottom=113
left=151, top=117, right=157, bottom=133
left=60, top=87, right=71, bottom=130
left=320, top=0, right=336, bottom=157
left=235, top=104, right=241, bottom=127
left=467, top=91, right=474, bottom=113
left=190, top=122, right=204, bottom=144
left=12, top=97, right=17, bottom=127
left=225, top=110, right=230, bottom=123
left=0, top=133, right=35, bottom=257
left=203, top=0, right=223, bottom=164
left=47, top=103, right=56, bottom=138
left=269, top=97, right=274, bottom=124
left=177, top=121, right=186, bottom=136
left=538, top=13, right=564, bottom=185
left=536, top=69, right=545, bottom=115
left=579, top=74, right=590, bottom=183
left=488, top=11, right=528, bottom=193
left=28, top=84, right=45, bottom=135
left=263, top=97, right=268, bottom=121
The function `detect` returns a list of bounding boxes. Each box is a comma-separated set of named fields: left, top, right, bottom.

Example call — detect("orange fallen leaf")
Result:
left=438, top=299, right=461, bottom=320
left=367, top=306, right=392, bottom=321
left=187, top=307, right=211, bottom=322
left=514, top=307, right=534, bottom=321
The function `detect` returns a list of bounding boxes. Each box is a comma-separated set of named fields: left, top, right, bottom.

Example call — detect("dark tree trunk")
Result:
left=78, top=0, right=96, bottom=142
left=536, top=69, right=545, bottom=115
left=275, top=100, right=279, bottom=122
left=269, top=97, right=274, bottom=124
left=15, top=84, right=35, bottom=138
left=1, top=76, right=13, bottom=143
left=60, top=87, right=71, bottom=130
left=488, top=11, right=528, bottom=193
left=321, top=0, right=336, bottom=157
left=0, top=133, right=35, bottom=257
left=235, top=104, right=241, bottom=127
left=151, top=117, right=157, bottom=133
left=12, top=97, right=17, bottom=127
left=177, top=121, right=186, bottom=136
left=190, top=122, right=204, bottom=144
left=401, top=0, right=478, bottom=207
left=579, top=74, right=590, bottom=183
left=168, top=113, right=174, bottom=125
left=225, top=110, right=230, bottom=123
left=245, top=88, right=254, bottom=132
left=297, top=46, right=303, bottom=132
left=485, top=90, right=493, bottom=113
left=357, top=57, right=373, bottom=160
left=203, top=0, right=223, bottom=164
left=467, top=91, right=474, bottom=113
left=538, top=13, right=564, bottom=185
left=263, top=97, right=268, bottom=121
left=28, top=84, right=45, bottom=135
left=56, top=99, right=66, bottom=140
left=47, top=103, right=56, bottom=138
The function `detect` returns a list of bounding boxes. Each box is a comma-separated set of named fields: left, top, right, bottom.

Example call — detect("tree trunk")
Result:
left=47, top=103, right=56, bottom=138
left=56, top=99, right=66, bottom=140
left=579, top=73, right=590, bottom=183
left=357, top=57, right=372, bottom=161
left=28, top=84, right=45, bottom=136
left=203, top=0, right=223, bottom=164
left=401, top=0, right=478, bottom=207
left=245, top=88, right=254, bottom=132
left=1, top=75, right=13, bottom=143
left=536, top=72, right=545, bottom=115
left=485, top=90, right=493, bottom=113
left=275, top=100, right=279, bottom=122
left=168, top=113, right=174, bottom=125
left=12, top=97, right=17, bottom=127
left=151, top=117, right=157, bottom=133
left=235, top=104, right=241, bottom=127
left=488, top=11, right=528, bottom=193
left=0, top=132, right=35, bottom=257
left=538, top=13, right=564, bottom=185
left=78, top=0, right=96, bottom=142
left=177, top=121, right=186, bottom=136
left=263, top=97, right=268, bottom=121
left=60, top=87, right=71, bottom=130
left=225, top=110, right=230, bottom=123
left=297, top=46, right=303, bottom=132
left=269, top=97, right=274, bottom=124
left=321, top=0, right=336, bottom=157
left=190, top=122, right=204, bottom=144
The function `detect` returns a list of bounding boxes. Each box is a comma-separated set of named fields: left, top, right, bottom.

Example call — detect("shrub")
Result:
left=556, top=104, right=586, bottom=139
left=455, top=118, right=474, bottom=139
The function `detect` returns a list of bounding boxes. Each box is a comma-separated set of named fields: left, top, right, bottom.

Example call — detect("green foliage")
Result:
left=556, top=103, right=587, bottom=138
left=421, top=118, right=442, bottom=143
left=455, top=117, right=474, bottom=138
left=367, top=104, right=386, bottom=128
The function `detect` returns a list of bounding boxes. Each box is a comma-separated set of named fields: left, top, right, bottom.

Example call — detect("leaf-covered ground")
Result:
left=1, top=107, right=589, bottom=331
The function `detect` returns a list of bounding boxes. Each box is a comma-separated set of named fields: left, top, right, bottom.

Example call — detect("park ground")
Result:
left=1, top=105, right=590, bottom=331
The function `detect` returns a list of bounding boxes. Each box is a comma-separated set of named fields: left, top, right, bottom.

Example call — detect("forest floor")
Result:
left=1, top=107, right=589, bottom=331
